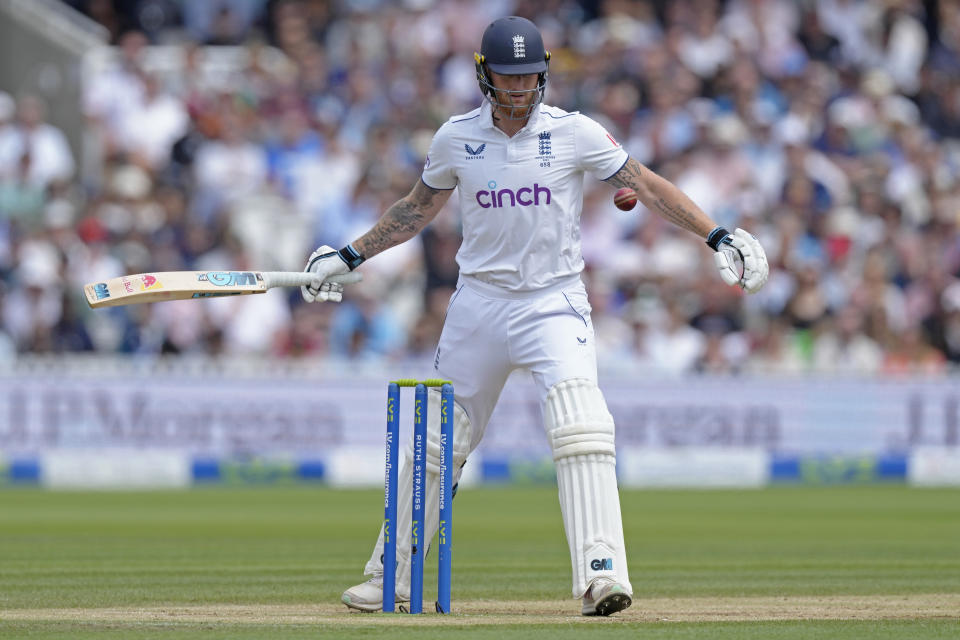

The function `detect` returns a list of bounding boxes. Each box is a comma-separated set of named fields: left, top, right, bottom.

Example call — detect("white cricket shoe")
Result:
left=581, top=577, right=633, bottom=616
left=341, top=575, right=409, bottom=612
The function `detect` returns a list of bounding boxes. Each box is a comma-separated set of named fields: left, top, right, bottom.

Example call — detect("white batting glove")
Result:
left=301, top=245, right=352, bottom=303
left=707, top=227, right=769, bottom=293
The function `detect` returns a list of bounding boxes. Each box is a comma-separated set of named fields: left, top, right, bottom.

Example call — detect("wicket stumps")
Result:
left=384, top=379, right=455, bottom=614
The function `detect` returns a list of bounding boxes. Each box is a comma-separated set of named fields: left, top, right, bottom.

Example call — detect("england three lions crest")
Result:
left=537, top=131, right=556, bottom=161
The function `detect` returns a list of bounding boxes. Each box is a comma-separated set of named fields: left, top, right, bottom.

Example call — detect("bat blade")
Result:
left=84, top=271, right=267, bottom=308
left=83, top=270, right=363, bottom=309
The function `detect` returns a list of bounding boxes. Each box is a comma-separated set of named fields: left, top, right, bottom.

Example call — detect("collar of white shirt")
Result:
left=478, top=99, right=543, bottom=132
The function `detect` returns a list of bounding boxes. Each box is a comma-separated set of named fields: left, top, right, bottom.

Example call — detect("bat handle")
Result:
left=260, top=271, right=363, bottom=289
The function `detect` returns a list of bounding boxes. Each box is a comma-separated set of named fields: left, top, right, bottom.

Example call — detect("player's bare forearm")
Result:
left=353, top=180, right=452, bottom=258
left=608, top=157, right=716, bottom=238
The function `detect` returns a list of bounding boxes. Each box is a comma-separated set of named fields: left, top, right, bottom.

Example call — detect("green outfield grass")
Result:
left=0, top=486, right=958, bottom=638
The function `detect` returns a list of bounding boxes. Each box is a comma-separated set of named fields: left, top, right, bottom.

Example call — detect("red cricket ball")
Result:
left=613, top=187, right=638, bottom=211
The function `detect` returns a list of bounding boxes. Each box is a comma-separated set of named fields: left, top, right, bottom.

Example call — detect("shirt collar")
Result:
left=479, top=100, right=495, bottom=129
left=478, top=100, right=543, bottom=132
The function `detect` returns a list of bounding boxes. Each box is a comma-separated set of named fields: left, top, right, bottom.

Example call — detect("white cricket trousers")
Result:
left=433, top=274, right=599, bottom=447
left=364, top=273, right=632, bottom=597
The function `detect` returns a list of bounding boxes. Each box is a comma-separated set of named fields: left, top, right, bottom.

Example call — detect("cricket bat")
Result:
left=83, top=270, right=363, bottom=309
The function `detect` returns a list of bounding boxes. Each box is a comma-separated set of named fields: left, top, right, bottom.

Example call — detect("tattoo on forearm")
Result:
left=608, top=157, right=706, bottom=235
left=652, top=198, right=700, bottom=234
left=410, top=182, right=442, bottom=210
left=356, top=183, right=440, bottom=257
left=607, top=157, right=643, bottom=190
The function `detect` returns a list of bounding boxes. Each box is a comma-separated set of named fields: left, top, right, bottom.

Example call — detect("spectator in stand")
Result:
left=193, top=107, right=268, bottom=207
left=812, top=306, right=883, bottom=374
left=83, top=30, right=148, bottom=159
left=932, top=281, right=960, bottom=363
left=0, top=91, right=16, bottom=177
left=265, top=106, right=324, bottom=199
left=646, top=299, right=707, bottom=376
left=0, top=95, right=74, bottom=191
left=117, top=73, right=189, bottom=172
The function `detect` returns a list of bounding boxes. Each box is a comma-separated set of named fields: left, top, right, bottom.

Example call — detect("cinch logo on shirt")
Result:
left=476, top=180, right=552, bottom=208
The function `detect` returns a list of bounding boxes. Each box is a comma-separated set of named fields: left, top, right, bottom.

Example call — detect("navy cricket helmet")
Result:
left=474, top=16, right=551, bottom=119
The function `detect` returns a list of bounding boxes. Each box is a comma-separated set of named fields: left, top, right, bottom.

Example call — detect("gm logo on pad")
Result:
left=590, top=558, right=613, bottom=571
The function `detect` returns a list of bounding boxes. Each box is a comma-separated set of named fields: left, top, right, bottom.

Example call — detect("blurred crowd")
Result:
left=0, top=0, right=958, bottom=376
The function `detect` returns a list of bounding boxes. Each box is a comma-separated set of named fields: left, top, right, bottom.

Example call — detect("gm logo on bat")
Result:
left=93, top=283, right=110, bottom=300
left=198, top=271, right=259, bottom=286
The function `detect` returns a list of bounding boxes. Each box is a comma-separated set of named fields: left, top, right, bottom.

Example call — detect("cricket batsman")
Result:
left=302, top=16, right=769, bottom=616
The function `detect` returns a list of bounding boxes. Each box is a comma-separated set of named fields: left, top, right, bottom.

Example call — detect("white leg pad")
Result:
left=546, top=378, right=617, bottom=460
left=364, top=390, right=471, bottom=594
left=545, top=378, right=632, bottom=598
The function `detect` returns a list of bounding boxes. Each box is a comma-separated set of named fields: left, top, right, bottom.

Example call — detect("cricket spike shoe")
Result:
left=581, top=577, right=632, bottom=616
left=341, top=575, right=409, bottom=612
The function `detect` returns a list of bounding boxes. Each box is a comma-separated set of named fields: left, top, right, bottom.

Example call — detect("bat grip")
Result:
left=261, top=271, right=363, bottom=289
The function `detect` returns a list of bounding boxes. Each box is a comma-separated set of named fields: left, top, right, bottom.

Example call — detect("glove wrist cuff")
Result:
left=706, top=226, right=731, bottom=252
left=337, top=243, right=366, bottom=271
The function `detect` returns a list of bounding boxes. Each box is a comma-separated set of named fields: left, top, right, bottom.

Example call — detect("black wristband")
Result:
left=705, top=226, right=731, bottom=252
left=337, top=243, right=366, bottom=271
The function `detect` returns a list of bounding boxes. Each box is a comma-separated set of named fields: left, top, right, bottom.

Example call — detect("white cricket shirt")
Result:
left=422, top=100, right=628, bottom=292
